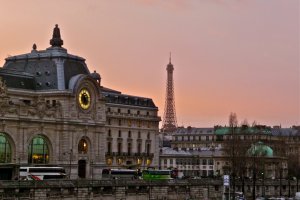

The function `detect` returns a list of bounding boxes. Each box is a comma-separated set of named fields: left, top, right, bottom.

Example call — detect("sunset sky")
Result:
left=0, top=0, right=299, bottom=128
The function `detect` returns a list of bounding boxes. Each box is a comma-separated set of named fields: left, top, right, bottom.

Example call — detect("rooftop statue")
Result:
left=50, top=24, right=64, bottom=47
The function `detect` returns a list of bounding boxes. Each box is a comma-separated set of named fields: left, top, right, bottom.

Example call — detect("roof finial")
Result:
left=32, top=43, right=37, bottom=50
left=169, top=52, right=172, bottom=64
left=50, top=24, right=64, bottom=47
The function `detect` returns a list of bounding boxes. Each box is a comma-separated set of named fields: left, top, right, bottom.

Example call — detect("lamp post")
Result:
left=91, top=160, right=93, bottom=181
left=68, top=149, right=73, bottom=179
left=279, top=167, right=282, bottom=197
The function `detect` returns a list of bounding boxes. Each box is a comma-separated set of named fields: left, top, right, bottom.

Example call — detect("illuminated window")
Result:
left=106, top=158, right=112, bottom=165
left=137, top=158, right=142, bottom=165
left=28, top=136, right=49, bottom=164
left=146, top=159, right=152, bottom=166
left=117, top=158, right=123, bottom=165
left=0, top=133, right=11, bottom=163
left=78, top=139, right=88, bottom=153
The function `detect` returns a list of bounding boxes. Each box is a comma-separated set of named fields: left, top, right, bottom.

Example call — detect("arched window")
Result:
left=78, top=139, right=88, bottom=153
left=28, top=136, right=49, bottom=164
left=0, top=133, right=12, bottom=163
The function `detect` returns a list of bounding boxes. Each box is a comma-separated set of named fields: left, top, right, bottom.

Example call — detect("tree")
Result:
left=225, top=113, right=252, bottom=197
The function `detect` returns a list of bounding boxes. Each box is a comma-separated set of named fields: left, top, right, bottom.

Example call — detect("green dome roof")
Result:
left=247, top=141, right=273, bottom=157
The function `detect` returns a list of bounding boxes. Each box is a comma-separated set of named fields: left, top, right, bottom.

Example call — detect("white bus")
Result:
left=19, top=166, right=66, bottom=180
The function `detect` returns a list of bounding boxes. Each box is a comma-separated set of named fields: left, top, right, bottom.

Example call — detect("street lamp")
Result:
left=69, top=149, right=73, bottom=179
left=279, top=167, right=282, bottom=197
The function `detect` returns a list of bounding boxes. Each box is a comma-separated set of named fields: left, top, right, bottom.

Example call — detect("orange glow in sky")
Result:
left=0, top=0, right=299, bottom=127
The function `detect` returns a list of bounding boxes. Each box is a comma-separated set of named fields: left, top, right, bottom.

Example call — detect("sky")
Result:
left=0, top=0, right=299, bottom=128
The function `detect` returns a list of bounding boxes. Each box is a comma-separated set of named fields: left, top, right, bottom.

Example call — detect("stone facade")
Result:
left=0, top=25, right=160, bottom=180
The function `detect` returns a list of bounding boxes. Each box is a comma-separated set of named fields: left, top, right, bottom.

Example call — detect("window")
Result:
left=215, top=186, right=219, bottom=191
left=164, top=159, right=167, bottom=164
left=108, top=130, right=111, bottom=137
left=138, top=132, right=141, bottom=139
left=118, top=109, right=121, bottom=113
left=202, top=159, right=207, bottom=165
left=107, top=142, right=111, bottom=153
left=28, top=136, right=49, bottom=164
left=107, top=107, right=111, bottom=112
left=170, top=159, right=173, bottom=165
left=128, top=131, right=131, bottom=138
left=146, top=111, right=149, bottom=116
left=137, top=143, right=141, bottom=154
left=118, top=143, right=122, bottom=155
left=146, top=143, right=151, bottom=155
left=108, top=119, right=111, bottom=125
left=147, top=132, right=150, bottom=139
left=127, top=143, right=131, bottom=155
left=118, top=130, right=122, bottom=138
left=118, top=119, right=122, bottom=126
left=206, top=136, right=209, bottom=141
left=137, top=111, right=140, bottom=115
left=128, top=109, right=130, bottom=114
left=0, top=133, right=12, bottom=163
left=78, top=139, right=88, bottom=154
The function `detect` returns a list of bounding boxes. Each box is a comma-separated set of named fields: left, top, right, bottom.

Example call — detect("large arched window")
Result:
left=78, top=139, right=88, bottom=153
left=0, top=133, right=12, bottom=163
left=28, top=136, right=49, bottom=164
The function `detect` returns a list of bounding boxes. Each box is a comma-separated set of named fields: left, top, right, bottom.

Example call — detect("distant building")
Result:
left=161, top=125, right=299, bottom=179
left=0, top=25, right=160, bottom=180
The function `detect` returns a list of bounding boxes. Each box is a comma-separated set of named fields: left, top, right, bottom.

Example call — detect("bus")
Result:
left=142, top=169, right=173, bottom=180
left=19, top=166, right=66, bottom=180
left=102, top=169, right=138, bottom=179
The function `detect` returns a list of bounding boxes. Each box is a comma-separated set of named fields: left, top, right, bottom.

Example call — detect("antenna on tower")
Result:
left=162, top=54, right=177, bottom=134
left=169, top=52, right=172, bottom=63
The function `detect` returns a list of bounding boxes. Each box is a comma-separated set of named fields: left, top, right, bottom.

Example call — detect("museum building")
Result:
left=0, top=25, right=160, bottom=179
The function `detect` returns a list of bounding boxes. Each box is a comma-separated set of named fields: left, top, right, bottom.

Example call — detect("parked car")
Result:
left=235, top=192, right=245, bottom=200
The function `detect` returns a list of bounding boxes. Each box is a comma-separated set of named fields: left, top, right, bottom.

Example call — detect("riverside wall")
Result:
left=0, top=179, right=298, bottom=200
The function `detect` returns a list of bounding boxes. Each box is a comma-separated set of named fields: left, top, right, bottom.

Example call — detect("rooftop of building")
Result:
left=172, top=126, right=214, bottom=135
left=160, top=147, right=223, bottom=157
left=102, top=87, right=157, bottom=108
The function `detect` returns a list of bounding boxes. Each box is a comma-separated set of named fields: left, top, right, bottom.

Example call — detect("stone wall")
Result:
left=0, top=179, right=298, bottom=200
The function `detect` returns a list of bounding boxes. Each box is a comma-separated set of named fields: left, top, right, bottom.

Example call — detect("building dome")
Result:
left=0, top=25, right=90, bottom=91
left=90, top=70, right=101, bottom=85
left=247, top=141, right=273, bottom=157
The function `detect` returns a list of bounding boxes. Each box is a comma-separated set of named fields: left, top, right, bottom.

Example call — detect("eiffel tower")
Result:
left=162, top=54, right=177, bottom=133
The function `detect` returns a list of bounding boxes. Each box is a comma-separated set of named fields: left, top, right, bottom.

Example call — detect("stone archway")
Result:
left=28, top=135, right=50, bottom=164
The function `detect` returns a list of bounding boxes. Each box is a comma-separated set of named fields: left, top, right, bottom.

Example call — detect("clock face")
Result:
left=78, top=89, right=91, bottom=110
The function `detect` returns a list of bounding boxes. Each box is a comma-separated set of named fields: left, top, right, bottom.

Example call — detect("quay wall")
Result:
left=0, top=179, right=298, bottom=200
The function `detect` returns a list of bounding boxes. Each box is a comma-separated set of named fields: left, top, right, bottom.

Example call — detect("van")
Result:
left=295, top=192, right=300, bottom=200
